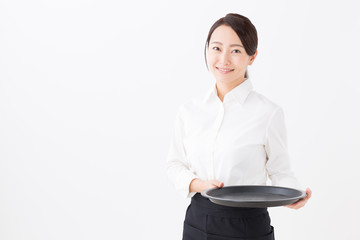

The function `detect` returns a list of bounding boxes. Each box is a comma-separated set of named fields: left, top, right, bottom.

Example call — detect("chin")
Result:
left=216, top=78, right=234, bottom=84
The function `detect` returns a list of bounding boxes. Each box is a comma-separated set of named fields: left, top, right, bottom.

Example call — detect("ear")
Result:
left=248, top=50, right=258, bottom=66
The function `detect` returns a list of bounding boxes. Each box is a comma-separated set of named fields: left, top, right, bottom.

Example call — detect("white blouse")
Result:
left=166, top=79, right=302, bottom=198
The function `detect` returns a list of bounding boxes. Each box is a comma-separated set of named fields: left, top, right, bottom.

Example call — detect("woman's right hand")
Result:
left=189, top=178, right=224, bottom=193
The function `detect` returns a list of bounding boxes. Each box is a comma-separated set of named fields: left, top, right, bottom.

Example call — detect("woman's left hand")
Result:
left=285, top=188, right=312, bottom=210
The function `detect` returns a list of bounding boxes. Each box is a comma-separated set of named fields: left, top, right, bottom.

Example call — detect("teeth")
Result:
left=217, top=67, right=232, bottom=72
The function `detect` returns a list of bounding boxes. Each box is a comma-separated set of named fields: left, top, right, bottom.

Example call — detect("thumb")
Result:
left=211, top=180, right=224, bottom=188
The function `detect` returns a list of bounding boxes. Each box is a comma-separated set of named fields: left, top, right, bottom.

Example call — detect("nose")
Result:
left=219, top=51, right=231, bottom=66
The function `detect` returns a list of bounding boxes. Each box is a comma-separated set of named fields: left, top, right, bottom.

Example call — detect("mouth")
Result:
left=216, top=67, right=234, bottom=74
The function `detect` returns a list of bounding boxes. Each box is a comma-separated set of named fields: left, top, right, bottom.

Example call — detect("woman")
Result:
left=166, top=13, right=312, bottom=240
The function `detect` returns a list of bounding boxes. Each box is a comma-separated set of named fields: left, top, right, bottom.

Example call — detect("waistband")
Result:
left=191, top=193, right=267, bottom=216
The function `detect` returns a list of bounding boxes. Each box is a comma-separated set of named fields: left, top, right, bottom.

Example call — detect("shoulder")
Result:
left=247, top=90, right=282, bottom=114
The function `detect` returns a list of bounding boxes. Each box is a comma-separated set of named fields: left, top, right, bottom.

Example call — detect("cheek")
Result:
left=207, top=54, right=217, bottom=66
left=207, top=57, right=218, bottom=73
left=233, top=56, right=248, bottom=69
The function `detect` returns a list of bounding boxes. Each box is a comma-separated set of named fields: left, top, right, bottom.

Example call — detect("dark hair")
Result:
left=205, top=13, right=258, bottom=79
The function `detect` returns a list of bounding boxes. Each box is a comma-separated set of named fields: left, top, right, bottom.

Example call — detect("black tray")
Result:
left=201, top=185, right=306, bottom=208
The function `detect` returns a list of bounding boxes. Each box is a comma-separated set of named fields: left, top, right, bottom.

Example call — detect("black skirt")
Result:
left=183, top=193, right=275, bottom=240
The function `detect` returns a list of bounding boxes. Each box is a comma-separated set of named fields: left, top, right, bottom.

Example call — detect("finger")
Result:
left=286, top=202, right=302, bottom=209
left=296, top=188, right=311, bottom=203
left=300, top=190, right=311, bottom=203
left=211, top=180, right=224, bottom=188
left=293, top=200, right=306, bottom=209
left=292, top=198, right=308, bottom=209
left=285, top=197, right=308, bottom=209
left=305, top=188, right=312, bottom=199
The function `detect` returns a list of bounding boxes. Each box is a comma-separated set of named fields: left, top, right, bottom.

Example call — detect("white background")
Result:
left=1, top=0, right=359, bottom=239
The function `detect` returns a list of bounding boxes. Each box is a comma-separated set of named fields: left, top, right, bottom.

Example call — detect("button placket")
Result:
left=207, top=102, right=225, bottom=180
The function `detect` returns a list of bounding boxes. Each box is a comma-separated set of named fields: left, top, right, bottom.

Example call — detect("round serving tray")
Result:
left=201, top=185, right=306, bottom=208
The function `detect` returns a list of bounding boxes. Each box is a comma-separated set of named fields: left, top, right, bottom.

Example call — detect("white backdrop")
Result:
left=1, top=0, right=360, bottom=239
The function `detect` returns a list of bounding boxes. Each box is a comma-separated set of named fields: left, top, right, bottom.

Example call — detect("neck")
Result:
left=216, top=78, right=245, bottom=102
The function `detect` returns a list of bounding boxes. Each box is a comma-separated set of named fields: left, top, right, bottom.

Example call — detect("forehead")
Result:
left=210, top=25, right=242, bottom=45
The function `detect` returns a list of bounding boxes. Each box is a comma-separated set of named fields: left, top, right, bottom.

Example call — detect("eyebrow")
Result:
left=210, top=41, right=244, bottom=48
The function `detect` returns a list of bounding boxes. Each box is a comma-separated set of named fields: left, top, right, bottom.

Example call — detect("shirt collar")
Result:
left=204, top=79, right=253, bottom=104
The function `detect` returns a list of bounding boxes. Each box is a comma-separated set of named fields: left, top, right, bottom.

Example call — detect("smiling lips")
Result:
left=216, top=67, right=234, bottom=74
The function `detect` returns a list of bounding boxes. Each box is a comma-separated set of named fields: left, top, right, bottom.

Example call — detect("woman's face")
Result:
left=208, top=25, right=257, bottom=85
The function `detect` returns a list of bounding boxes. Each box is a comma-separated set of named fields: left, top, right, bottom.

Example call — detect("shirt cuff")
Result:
left=176, top=171, right=198, bottom=199
left=271, top=174, right=304, bottom=191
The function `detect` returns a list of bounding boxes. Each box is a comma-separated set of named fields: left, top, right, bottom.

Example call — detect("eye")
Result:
left=212, top=47, right=220, bottom=51
left=232, top=49, right=241, bottom=53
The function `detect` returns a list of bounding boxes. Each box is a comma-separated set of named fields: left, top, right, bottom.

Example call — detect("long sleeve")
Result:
left=265, top=107, right=303, bottom=190
left=166, top=106, right=198, bottom=198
